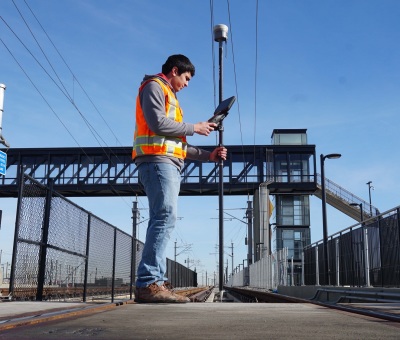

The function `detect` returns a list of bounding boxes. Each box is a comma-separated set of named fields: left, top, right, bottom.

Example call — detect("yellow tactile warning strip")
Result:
left=0, top=300, right=134, bottom=331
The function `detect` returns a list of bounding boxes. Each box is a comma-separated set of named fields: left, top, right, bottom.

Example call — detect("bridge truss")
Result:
left=0, top=144, right=317, bottom=197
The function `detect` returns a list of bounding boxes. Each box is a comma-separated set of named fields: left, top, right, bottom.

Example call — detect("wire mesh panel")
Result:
left=366, top=221, right=381, bottom=286
left=45, top=247, right=86, bottom=300
left=11, top=242, right=40, bottom=300
left=46, top=194, right=89, bottom=300
left=352, top=228, right=365, bottom=287
left=317, top=243, right=324, bottom=285
left=379, top=212, right=400, bottom=287
left=114, top=230, right=132, bottom=297
left=327, top=237, right=337, bottom=286
left=133, top=240, right=144, bottom=285
left=339, top=231, right=353, bottom=286
left=11, top=176, right=47, bottom=299
left=48, top=195, right=88, bottom=257
left=16, top=181, right=46, bottom=243
left=87, top=216, right=115, bottom=300
left=245, top=248, right=289, bottom=290
left=303, top=245, right=316, bottom=285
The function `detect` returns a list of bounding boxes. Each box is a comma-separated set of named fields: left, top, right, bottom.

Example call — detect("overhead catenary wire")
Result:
left=22, top=0, right=124, bottom=148
left=0, top=38, right=83, bottom=150
left=0, top=16, right=134, bottom=211
left=253, top=0, right=259, bottom=168
left=1, top=3, right=145, bottom=214
left=225, top=0, right=260, bottom=197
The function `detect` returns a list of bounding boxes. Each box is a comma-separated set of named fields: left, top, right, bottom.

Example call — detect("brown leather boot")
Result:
left=134, top=282, right=190, bottom=303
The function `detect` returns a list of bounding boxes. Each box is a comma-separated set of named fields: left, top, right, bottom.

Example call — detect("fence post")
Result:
left=335, top=238, right=340, bottom=286
left=285, top=248, right=289, bottom=286
left=364, top=228, right=371, bottom=287
left=377, top=216, right=384, bottom=286
left=397, top=208, right=400, bottom=286
left=315, top=246, right=320, bottom=286
left=111, top=228, right=117, bottom=303
left=82, top=214, right=91, bottom=302
left=301, top=250, right=305, bottom=286
left=36, top=179, right=54, bottom=301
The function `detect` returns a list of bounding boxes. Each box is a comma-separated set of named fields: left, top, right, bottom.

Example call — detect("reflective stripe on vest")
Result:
left=132, top=77, right=187, bottom=160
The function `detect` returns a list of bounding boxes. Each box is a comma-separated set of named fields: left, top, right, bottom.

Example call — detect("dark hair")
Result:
left=162, top=54, right=195, bottom=77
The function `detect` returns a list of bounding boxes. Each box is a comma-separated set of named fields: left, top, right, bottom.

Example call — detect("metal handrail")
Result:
left=316, top=173, right=379, bottom=217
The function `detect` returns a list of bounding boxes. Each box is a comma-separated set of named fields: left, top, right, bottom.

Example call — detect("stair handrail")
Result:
left=316, top=173, right=379, bottom=217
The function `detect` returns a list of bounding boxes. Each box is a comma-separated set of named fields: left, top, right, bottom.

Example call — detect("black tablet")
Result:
left=208, top=96, right=236, bottom=129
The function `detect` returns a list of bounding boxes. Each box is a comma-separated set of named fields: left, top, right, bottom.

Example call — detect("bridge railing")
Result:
left=316, top=173, right=380, bottom=217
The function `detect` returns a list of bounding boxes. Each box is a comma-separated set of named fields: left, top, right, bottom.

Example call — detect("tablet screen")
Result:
left=208, top=96, right=236, bottom=127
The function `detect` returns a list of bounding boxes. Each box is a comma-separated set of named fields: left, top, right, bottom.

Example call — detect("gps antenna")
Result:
left=213, top=24, right=228, bottom=296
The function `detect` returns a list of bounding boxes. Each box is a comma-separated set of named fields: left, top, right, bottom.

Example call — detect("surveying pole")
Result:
left=213, top=24, right=228, bottom=293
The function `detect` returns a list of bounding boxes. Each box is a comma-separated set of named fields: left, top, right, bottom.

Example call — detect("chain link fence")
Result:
left=226, top=248, right=289, bottom=290
left=8, top=174, right=196, bottom=301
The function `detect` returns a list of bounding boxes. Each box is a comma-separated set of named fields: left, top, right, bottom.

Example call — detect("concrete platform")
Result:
left=0, top=301, right=399, bottom=339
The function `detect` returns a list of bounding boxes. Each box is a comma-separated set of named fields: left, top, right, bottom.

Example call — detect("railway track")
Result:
left=0, top=285, right=214, bottom=302
left=224, top=286, right=400, bottom=323
left=1, top=286, right=132, bottom=301
left=4, top=284, right=400, bottom=323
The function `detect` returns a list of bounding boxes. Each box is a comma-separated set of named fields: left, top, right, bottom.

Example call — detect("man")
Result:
left=132, top=54, right=227, bottom=303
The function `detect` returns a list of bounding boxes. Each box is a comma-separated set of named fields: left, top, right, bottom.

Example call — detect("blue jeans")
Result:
left=135, top=162, right=181, bottom=288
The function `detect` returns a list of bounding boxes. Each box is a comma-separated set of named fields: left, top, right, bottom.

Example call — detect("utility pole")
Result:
left=228, top=242, right=234, bottom=276
left=225, top=258, right=228, bottom=283
left=246, top=201, right=253, bottom=265
left=131, top=200, right=139, bottom=298
left=174, top=241, right=192, bottom=263
left=174, top=240, right=192, bottom=285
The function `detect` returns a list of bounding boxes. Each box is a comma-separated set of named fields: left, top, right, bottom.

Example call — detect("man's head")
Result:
left=162, top=54, right=195, bottom=92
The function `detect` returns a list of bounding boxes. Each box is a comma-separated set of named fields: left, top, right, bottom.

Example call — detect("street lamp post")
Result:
left=320, top=153, right=341, bottom=286
left=366, top=181, right=373, bottom=216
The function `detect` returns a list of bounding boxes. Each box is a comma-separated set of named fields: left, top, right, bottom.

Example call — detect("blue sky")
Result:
left=1, top=0, right=399, bottom=280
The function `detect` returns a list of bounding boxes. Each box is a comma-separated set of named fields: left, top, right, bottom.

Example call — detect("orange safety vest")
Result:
left=132, top=77, right=187, bottom=160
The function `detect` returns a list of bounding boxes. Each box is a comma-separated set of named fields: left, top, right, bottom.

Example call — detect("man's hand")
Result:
left=194, top=122, right=217, bottom=136
left=209, top=146, right=227, bottom=162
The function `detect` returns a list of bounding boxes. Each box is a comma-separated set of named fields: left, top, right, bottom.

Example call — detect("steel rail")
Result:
left=224, top=287, right=400, bottom=323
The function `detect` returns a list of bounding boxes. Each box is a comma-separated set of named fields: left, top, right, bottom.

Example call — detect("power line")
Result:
left=22, top=0, right=124, bottom=148
left=253, top=0, right=259, bottom=172
left=1, top=6, right=143, bottom=214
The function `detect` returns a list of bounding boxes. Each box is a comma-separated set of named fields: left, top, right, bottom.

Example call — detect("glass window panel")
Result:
left=283, top=239, right=293, bottom=249
left=273, top=133, right=307, bottom=145
left=282, top=230, right=294, bottom=239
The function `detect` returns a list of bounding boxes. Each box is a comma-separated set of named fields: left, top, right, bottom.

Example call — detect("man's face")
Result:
left=170, top=67, right=192, bottom=92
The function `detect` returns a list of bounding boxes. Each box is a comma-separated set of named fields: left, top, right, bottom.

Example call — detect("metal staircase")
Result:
left=314, top=173, right=380, bottom=222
